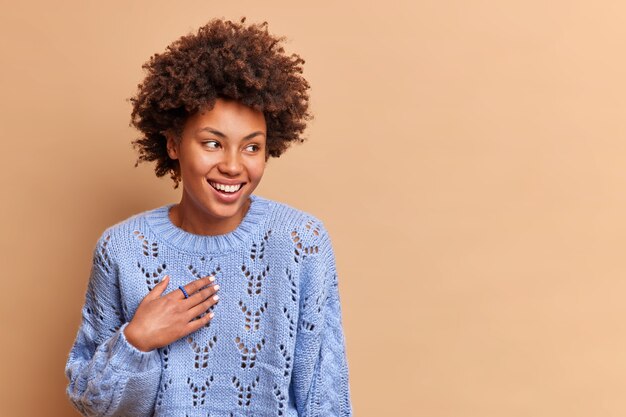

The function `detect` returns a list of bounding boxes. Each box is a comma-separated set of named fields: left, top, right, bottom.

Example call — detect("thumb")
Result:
left=147, top=275, right=170, bottom=300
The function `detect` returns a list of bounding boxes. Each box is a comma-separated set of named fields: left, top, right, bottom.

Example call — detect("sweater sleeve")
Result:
left=291, top=221, right=353, bottom=417
left=64, top=233, right=162, bottom=417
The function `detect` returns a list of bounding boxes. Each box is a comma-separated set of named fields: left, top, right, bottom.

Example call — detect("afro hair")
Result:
left=129, top=17, right=312, bottom=187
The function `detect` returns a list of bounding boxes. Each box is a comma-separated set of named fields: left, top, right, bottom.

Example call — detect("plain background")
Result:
left=2, top=1, right=626, bottom=416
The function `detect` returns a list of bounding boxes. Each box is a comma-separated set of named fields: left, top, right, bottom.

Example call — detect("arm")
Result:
left=291, top=221, right=353, bottom=417
left=64, top=233, right=162, bottom=417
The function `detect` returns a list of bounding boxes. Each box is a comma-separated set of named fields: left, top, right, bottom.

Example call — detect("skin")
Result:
left=124, top=98, right=268, bottom=352
left=167, top=98, right=267, bottom=235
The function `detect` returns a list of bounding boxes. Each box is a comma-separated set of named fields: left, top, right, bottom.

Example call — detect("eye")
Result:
left=245, top=144, right=260, bottom=152
left=202, top=140, right=220, bottom=149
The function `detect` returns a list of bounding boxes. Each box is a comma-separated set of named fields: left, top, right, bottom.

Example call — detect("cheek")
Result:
left=180, top=152, right=217, bottom=175
left=249, top=159, right=266, bottom=181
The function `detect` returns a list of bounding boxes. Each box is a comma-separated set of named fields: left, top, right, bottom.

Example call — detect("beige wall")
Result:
left=2, top=1, right=626, bottom=416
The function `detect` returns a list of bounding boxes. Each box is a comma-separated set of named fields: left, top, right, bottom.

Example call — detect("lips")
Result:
left=206, top=179, right=246, bottom=203
left=208, top=181, right=244, bottom=193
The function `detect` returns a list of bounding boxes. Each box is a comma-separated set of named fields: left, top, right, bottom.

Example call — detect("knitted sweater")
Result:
left=65, top=194, right=352, bottom=417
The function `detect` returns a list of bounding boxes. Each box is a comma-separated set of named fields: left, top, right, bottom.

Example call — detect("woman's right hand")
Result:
left=124, top=275, right=220, bottom=352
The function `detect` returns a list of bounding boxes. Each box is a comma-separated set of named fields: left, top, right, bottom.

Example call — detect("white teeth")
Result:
left=210, top=181, right=242, bottom=193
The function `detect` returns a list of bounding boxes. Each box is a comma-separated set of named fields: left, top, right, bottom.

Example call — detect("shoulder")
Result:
left=261, top=196, right=335, bottom=269
left=264, top=196, right=329, bottom=234
left=262, top=196, right=333, bottom=247
left=91, top=205, right=169, bottom=259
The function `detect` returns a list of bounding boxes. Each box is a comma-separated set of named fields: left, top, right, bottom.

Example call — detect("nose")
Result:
left=218, top=149, right=243, bottom=176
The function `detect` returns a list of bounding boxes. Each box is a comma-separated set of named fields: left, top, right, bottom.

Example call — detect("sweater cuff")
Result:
left=107, top=322, right=161, bottom=373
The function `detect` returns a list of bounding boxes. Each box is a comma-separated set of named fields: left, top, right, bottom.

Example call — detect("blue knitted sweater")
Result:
left=65, top=194, right=352, bottom=417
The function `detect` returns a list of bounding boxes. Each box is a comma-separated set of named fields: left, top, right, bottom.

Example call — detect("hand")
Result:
left=124, top=275, right=220, bottom=352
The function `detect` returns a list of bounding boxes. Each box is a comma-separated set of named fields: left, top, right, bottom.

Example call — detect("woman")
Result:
left=64, top=17, right=352, bottom=417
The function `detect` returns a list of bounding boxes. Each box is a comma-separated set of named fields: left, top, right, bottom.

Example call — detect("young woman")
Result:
left=64, top=17, right=352, bottom=417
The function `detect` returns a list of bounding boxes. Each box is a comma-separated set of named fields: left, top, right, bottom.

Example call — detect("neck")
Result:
left=169, top=193, right=251, bottom=236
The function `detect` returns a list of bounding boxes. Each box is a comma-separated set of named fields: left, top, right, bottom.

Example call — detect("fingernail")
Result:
left=208, top=276, right=215, bottom=282
left=214, top=284, right=220, bottom=291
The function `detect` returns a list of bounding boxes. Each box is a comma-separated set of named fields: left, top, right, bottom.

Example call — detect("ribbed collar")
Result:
left=143, top=194, right=271, bottom=254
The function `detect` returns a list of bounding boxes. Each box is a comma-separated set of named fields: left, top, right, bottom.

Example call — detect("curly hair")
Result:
left=129, top=17, right=312, bottom=187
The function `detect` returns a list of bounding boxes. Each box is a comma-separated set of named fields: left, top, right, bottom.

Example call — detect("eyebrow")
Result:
left=196, top=127, right=265, bottom=141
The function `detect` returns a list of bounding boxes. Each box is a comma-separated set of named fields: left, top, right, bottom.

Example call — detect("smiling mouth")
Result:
left=208, top=180, right=245, bottom=194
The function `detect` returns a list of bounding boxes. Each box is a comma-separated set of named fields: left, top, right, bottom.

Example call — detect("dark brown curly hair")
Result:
left=129, top=17, right=312, bottom=187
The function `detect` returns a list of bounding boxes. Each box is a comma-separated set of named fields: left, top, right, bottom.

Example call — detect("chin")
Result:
left=207, top=203, right=244, bottom=218
left=206, top=192, right=251, bottom=215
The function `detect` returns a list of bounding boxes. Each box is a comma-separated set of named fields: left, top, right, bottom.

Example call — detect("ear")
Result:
left=165, top=131, right=180, bottom=160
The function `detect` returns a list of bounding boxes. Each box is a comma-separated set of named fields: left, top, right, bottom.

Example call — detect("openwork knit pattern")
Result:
left=65, top=194, right=352, bottom=417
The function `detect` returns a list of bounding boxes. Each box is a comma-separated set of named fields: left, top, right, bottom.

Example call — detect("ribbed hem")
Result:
left=143, top=194, right=271, bottom=254
left=108, top=322, right=161, bottom=373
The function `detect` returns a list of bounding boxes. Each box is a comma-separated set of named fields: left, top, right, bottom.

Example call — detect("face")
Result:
left=166, top=98, right=267, bottom=232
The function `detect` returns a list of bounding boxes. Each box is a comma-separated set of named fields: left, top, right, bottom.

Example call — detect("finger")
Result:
left=186, top=276, right=216, bottom=295
left=186, top=310, right=215, bottom=333
left=186, top=292, right=219, bottom=320
left=145, top=275, right=170, bottom=301
left=170, top=276, right=215, bottom=300
left=183, top=283, right=220, bottom=307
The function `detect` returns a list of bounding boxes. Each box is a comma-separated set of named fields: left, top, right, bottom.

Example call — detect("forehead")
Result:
left=185, top=99, right=266, bottom=136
